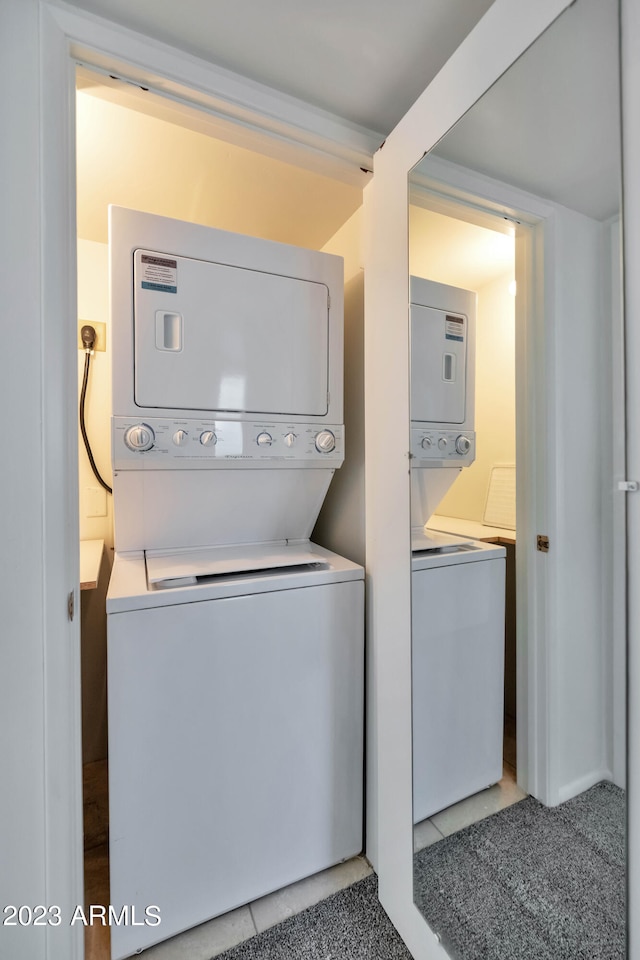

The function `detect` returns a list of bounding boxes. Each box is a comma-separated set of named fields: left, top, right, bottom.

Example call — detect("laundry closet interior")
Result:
left=75, top=66, right=372, bottom=960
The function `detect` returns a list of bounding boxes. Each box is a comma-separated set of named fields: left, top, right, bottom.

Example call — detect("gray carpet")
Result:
left=414, top=781, right=625, bottom=960
left=213, top=782, right=624, bottom=960
left=214, top=874, right=411, bottom=960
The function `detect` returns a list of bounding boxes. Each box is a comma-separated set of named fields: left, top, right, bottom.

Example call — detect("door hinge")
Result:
left=537, top=535, right=549, bottom=553
left=618, top=480, right=638, bottom=492
left=67, top=590, right=75, bottom=621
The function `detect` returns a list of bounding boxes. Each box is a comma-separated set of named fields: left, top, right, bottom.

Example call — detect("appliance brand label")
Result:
left=445, top=315, right=464, bottom=342
left=140, top=254, right=177, bottom=293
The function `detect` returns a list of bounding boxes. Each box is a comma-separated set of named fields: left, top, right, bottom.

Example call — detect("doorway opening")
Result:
left=409, top=191, right=521, bottom=821
left=75, top=65, right=366, bottom=960
left=407, top=164, right=626, bottom=955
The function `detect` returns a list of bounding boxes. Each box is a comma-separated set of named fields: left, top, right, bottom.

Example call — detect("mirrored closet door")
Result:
left=407, top=1, right=625, bottom=957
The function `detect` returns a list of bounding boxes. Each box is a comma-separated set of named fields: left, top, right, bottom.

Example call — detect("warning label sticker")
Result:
left=445, top=315, right=464, bottom=342
left=140, top=254, right=177, bottom=294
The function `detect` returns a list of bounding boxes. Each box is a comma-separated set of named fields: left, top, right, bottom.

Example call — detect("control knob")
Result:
left=438, top=437, right=448, bottom=450
left=124, top=423, right=155, bottom=452
left=421, top=436, right=433, bottom=450
left=257, top=432, right=273, bottom=446
left=456, top=435, right=472, bottom=455
left=284, top=432, right=297, bottom=448
left=200, top=430, right=217, bottom=446
left=173, top=430, right=189, bottom=446
left=315, top=430, right=336, bottom=453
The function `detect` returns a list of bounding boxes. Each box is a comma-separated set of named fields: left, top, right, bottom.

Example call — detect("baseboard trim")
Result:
left=557, top=768, right=614, bottom=805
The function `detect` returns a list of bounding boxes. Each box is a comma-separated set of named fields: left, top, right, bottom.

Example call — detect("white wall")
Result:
left=549, top=206, right=611, bottom=800
left=76, top=90, right=361, bottom=251
left=409, top=204, right=514, bottom=289
left=0, top=4, right=48, bottom=957
left=604, top=217, right=626, bottom=790
left=77, top=239, right=113, bottom=547
left=436, top=271, right=515, bottom=522
left=77, top=241, right=112, bottom=765
left=408, top=206, right=516, bottom=522
left=313, top=208, right=366, bottom=565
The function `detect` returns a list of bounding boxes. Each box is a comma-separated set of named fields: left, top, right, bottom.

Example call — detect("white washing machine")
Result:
left=412, top=534, right=505, bottom=822
left=106, top=208, right=364, bottom=958
left=409, top=277, right=506, bottom=823
left=107, top=543, right=363, bottom=958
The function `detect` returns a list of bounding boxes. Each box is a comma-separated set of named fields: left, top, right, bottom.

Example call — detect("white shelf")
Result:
left=80, top=539, right=104, bottom=591
left=427, top=515, right=516, bottom=544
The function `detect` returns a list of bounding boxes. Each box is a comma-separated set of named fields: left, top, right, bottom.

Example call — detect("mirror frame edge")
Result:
left=621, top=1, right=640, bottom=956
left=363, top=1, right=575, bottom=956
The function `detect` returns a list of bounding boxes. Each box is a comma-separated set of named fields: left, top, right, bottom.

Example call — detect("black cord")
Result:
left=80, top=351, right=112, bottom=495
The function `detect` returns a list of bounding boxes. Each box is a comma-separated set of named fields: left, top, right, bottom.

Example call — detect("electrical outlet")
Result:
left=78, top=320, right=107, bottom=352
left=85, top=486, right=107, bottom=518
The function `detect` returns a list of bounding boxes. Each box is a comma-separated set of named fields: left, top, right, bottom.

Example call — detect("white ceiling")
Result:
left=72, top=0, right=621, bottom=254
left=63, top=0, right=495, bottom=134
left=426, top=0, right=620, bottom=221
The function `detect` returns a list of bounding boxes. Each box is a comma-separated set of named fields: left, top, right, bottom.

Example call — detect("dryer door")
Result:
left=410, top=304, right=467, bottom=424
left=133, top=250, right=329, bottom=416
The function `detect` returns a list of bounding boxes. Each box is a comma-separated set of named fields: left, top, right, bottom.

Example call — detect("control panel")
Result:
left=411, top=428, right=475, bottom=467
left=113, top=417, right=344, bottom=469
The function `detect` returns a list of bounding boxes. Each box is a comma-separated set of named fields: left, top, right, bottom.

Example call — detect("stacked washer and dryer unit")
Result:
left=410, top=276, right=506, bottom=823
left=106, top=207, right=364, bottom=959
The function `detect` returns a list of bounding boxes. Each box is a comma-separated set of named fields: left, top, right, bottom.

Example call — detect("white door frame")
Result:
left=35, top=3, right=378, bottom=958
left=621, top=3, right=640, bottom=956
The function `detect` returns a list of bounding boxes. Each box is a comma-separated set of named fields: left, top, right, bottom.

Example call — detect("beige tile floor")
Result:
left=414, top=762, right=527, bottom=853
left=84, top=851, right=373, bottom=960
left=137, top=856, right=373, bottom=960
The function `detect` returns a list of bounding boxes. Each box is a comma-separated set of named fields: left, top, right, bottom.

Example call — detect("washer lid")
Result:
left=412, top=538, right=506, bottom=569
left=145, top=540, right=330, bottom=588
left=411, top=528, right=475, bottom=553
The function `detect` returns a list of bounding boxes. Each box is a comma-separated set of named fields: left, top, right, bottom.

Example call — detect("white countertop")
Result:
left=427, top=515, right=516, bottom=544
left=80, top=539, right=104, bottom=591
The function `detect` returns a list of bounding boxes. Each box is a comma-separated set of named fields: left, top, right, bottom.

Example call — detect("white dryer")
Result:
left=106, top=208, right=364, bottom=958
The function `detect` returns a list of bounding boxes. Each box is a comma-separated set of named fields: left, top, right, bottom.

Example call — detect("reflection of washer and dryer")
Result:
left=410, top=276, right=506, bottom=822
left=106, top=208, right=364, bottom=959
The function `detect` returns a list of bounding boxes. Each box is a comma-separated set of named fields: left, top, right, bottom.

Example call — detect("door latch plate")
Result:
left=537, top=535, right=549, bottom=553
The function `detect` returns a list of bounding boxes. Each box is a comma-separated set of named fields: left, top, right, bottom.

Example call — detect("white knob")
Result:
left=315, top=430, right=336, bottom=453
left=438, top=437, right=448, bottom=450
left=173, top=430, right=188, bottom=446
left=284, top=432, right=297, bottom=447
left=200, top=430, right=217, bottom=446
left=124, top=424, right=154, bottom=451
left=456, top=435, right=471, bottom=455
left=421, top=436, right=432, bottom=450
left=257, top=432, right=273, bottom=446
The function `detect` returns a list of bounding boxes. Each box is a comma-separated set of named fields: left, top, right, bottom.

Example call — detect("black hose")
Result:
left=79, top=351, right=112, bottom=495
